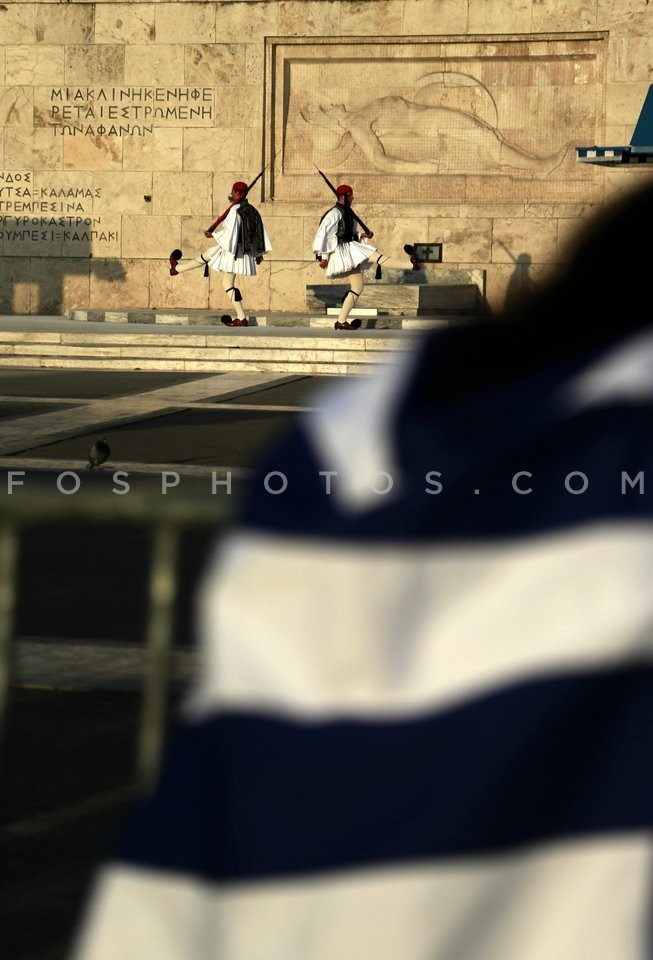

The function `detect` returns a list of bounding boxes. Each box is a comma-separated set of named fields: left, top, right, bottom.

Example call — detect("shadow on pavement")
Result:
left=1, top=686, right=184, bottom=960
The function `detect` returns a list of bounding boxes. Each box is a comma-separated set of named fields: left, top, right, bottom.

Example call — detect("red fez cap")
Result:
left=231, top=181, right=248, bottom=194
left=336, top=184, right=353, bottom=196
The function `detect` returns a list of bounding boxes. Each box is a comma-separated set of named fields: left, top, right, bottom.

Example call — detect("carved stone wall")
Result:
left=0, top=1, right=651, bottom=316
left=268, top=35, right=604, bottom=202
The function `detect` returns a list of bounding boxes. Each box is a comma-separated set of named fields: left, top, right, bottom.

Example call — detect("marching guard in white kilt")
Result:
left=312, top=178, right=421, bottom=330
left=169, top=179, right=271, bottom=327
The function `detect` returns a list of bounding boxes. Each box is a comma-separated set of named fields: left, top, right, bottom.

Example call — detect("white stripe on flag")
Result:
left=187, top=523, right=653, bottom=719
left=71, top=833, right=652, bottom=960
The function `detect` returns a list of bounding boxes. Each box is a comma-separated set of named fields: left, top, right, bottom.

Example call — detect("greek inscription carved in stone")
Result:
left=0, top=172, right=118, bottom=248
left=48, top=87, right=214, bottom=136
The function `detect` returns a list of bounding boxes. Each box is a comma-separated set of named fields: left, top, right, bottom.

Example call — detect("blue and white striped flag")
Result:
left=72, top=323, right=653, bottom=960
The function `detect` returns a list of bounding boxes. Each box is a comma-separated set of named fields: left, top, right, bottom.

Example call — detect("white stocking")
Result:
left=222, top=272, right=246, bottom=320
left=375, top=252, right=413, bottom=270
left=175, top=253, right=209, bottom=275
left=337, top=270, right=364, bottom=322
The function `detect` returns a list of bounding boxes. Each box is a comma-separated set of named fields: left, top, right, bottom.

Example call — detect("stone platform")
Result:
left=306, top=267, right=486, bottom=316
left=67, top=308, right=456, bottom=331
left=0, top=313, right=443, bottom=376
left=0, top=283, right=487, bottom=377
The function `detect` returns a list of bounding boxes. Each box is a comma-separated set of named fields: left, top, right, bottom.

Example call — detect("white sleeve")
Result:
left=260, top=220, right=272, bottom=255
left=213, top=204, right=241, bottom=254
left=312, top=208, right=340, bottom=257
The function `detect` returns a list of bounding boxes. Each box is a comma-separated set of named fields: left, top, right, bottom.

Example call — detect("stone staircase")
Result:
left=0, top=314, right=439, bottom=376
left=0, top=268, right=488, bottom=375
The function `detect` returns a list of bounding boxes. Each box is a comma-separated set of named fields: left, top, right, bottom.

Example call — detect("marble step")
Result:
left=309, top=316, right=451, bottom=331
left=306, top=281, right=483, bottom=315
left=0, top=326, right=425, bottom=376
left=326, top=307, right=378, bottom=317
left=68, top=308, right=473, bottom=329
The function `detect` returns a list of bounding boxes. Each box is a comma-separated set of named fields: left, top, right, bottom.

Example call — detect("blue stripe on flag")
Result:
left=116, top=664, right=653, bottom=882
left=240, top=404, right=653, bottom=542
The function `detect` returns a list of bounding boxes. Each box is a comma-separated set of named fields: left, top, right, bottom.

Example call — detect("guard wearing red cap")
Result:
left=169, top=180, right=271, bottom=327
left=313, top=183, right=420, bottom=330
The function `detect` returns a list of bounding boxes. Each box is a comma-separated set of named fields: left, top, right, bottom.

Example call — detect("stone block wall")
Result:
left=0, top=0, right=651, bottom=316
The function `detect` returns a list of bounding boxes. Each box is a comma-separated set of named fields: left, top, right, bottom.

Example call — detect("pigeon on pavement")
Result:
left=86, top=437, right=111, bottom=469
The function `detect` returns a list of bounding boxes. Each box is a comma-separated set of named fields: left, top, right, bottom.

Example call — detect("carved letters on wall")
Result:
left=265, top=35, right=606, bottom=202
left=0, top=171, right=116, bottom=255
left=46, top=87, right=214, bottom=137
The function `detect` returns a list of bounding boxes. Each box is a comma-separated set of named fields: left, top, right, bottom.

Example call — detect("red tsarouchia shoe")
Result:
left=334, top=318, right=362, bottom=330
left=169, top=249, right=182, bottom=276
left=221, top=316, right=249, bottom=327
left=403, top=244, right=421, bottom=270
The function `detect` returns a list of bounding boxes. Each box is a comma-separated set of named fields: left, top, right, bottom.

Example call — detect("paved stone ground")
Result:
left=3, top=620, right=201, bottom=960
left=0, top=364, right=340, bottom=960
left=1, top=686, right=153, bottom=960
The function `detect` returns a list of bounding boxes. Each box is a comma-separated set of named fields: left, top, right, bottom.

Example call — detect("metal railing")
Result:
left=0, top=484, right=232, bottom=791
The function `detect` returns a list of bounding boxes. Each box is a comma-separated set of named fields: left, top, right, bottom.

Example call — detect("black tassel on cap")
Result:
left=375, top=256, right=382, bottom=280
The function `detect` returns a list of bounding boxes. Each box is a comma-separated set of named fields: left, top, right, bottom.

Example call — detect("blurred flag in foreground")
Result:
left=71, top=183, right=653, bottom=960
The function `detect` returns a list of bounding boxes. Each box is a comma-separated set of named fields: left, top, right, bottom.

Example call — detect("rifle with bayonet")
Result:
left=315, top=166, right=374, bottom=239
left=246, top=165, right=266, bottom=194
left=205, top=158, right=273, bottom=235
